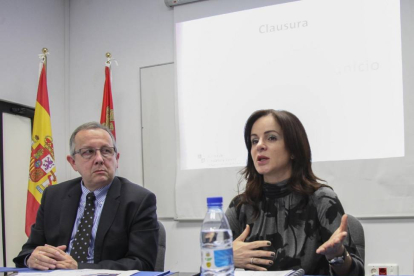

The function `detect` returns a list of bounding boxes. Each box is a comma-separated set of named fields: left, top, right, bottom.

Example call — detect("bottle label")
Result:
left=201, top=248, right=234, bottom=269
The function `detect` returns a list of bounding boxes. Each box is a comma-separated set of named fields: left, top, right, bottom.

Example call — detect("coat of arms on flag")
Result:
left=29, top=135, right=56, bottom=194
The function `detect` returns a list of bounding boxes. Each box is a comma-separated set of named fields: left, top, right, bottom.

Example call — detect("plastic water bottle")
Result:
left=200, top=197, right=234, bottom=276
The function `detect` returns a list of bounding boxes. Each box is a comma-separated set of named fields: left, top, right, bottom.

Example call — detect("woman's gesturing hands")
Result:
left=233, top=225, right=275, bottom=271
left=316, top=214, right=353, bottom=275
left=316, top=214, right=348, bottom=259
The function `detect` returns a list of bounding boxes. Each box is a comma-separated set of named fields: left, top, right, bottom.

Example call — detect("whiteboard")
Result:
left=2, top=113, right=32, bottom=265
left=140, top=63, right=176, bottom=218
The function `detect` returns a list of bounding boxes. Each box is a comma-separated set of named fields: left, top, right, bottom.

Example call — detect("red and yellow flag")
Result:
left=100, top=65, right=116, bottom=138
left=26, top=62, right=57, bottom=236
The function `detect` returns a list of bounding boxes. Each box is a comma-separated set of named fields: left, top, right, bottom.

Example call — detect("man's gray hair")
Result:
left=69, top=122, right=117, bottom=156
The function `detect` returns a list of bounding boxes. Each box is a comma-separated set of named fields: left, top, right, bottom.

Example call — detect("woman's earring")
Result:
left=291, top=155, right=295, bottom=159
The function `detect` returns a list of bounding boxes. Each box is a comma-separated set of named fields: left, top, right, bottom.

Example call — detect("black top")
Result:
left=226, top=180, right=364, bottom=275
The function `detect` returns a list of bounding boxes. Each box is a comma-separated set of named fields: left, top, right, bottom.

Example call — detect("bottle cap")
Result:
left=207, top=197, right=223, bottom=206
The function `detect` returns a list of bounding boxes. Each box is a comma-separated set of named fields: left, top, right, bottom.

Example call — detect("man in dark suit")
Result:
left=14, top=122, right=158, bottom=271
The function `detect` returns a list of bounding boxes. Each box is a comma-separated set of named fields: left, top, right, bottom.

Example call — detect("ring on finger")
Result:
left=250, top=257, right=254, bottom=264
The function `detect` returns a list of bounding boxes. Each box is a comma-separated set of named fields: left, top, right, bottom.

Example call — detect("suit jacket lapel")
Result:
left=94, top=177, right=121, bottom=262
left=59, top=178, right=82, bottom=246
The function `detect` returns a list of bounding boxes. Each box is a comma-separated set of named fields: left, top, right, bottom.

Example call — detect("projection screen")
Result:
left=174, top=0, right=412, bottom=219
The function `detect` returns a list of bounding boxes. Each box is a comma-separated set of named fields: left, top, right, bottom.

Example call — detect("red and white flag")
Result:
left=100, top=64, right=116, bottom=138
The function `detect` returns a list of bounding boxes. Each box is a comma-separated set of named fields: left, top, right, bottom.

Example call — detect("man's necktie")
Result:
left=70, top=192, right=96, bottom=263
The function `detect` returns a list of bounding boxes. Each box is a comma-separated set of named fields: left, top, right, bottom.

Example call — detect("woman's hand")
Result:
left=316, top=214, right=348, bottom=259
left=233, top=225, right=275, bottom=271
left=316, top=214, right=354, bottom=275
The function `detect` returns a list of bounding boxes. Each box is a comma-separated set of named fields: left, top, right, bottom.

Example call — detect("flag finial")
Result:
left=105, top=52, right=113, bottom=66
left=39, top=48, right=49, bottom=66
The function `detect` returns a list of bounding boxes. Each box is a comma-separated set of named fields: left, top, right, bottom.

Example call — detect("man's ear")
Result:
left=67, top=155, right=78, bottom=172
left=115, top=152, right=120, bottom=169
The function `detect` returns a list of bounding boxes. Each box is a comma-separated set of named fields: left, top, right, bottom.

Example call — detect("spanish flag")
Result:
left=25, top=62, right=57, bottom=236
left=100, top=65, right=116, bottom=139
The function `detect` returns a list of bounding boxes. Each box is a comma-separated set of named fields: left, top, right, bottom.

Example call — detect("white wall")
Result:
left=0, top=0, right=68, bottom=266
left=363, top=218, right=414, bottom=275
left=68, top=0, right=174, bottom=182
left=0, top=0, right=68, bottom=180
left=1, top=0, right=414, bottom=274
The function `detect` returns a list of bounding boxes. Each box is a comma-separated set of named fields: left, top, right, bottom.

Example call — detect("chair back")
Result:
left=155, top=220, right=166, bottom=271
left=347, top=214, right=365, bottom=262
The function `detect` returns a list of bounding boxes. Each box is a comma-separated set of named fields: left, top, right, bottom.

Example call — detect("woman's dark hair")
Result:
left=238, top=109, right=327, bottom=216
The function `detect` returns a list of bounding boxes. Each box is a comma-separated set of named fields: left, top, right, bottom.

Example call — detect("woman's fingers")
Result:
left=244, top=256, right=274, bottom=271
left=233, top=226, right=275, bottom=270
left=250, top=249, right=275, bottom=259
left=245, top=240, right=272, bottom=250
left=316, top=214, right=349, bottom=256
left=250, top=256, right=274, bottom=266
left=339, top=214, right=348, bottom=233
left=235, top=225, right=250, bottom=242
left=233, top=242, right=275, bottom=269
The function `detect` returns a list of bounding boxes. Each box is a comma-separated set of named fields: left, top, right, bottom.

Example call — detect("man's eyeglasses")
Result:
left=73, top=146, right=117, bottom=159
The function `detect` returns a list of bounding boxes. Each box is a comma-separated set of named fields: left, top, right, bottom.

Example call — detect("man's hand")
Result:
left=27, top=244, right=67, bottom=270
left=46, top=244, right=78, bottom=270
left=233, top=225, right=275, bottom=271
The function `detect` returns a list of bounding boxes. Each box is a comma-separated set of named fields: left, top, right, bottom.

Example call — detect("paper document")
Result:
left=235, top=270, right=296, bottom=276
left=16, top=269, right=139, bottom=276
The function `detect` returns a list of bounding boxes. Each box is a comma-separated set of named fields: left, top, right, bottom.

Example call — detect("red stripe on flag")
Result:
left=36, top=65, right=50, bottom=114
left=25, top=191, right=40, bottom=237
